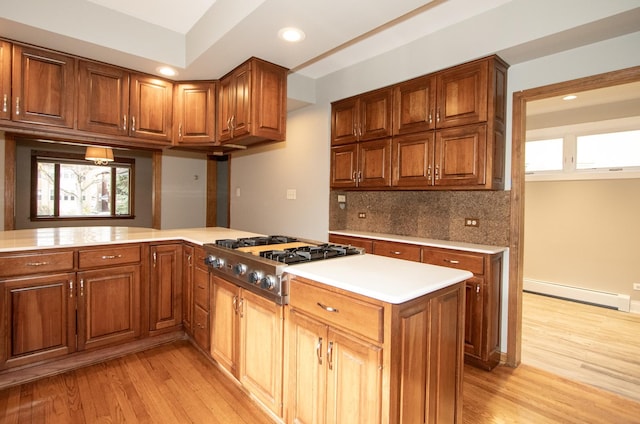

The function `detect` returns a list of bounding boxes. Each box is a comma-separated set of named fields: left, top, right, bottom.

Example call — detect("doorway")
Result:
left=206, top=154, right=230, bottom=227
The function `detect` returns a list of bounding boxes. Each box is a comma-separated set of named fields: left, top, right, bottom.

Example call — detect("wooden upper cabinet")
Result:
left=435, top=59, right=488, bottom=129
left=0, top=41, right=10, bottom=121
left=393, top=75, right=436, bottom=135
left=11, top=45, right=75, bottom=128
left=173, top=81, right=216, bottom=144
left=434, top=124, right=487, bottom=187
left=331, top=88, right=392, bottom=145
left=330, top=138, right=391, bottom=189
left=392, top=131, right=435, bottom=187
left=129, top=73, right=173, bottom=142
left=218, top=57, right=287, bottom=145
left=77, top=60, right=130, bottom=136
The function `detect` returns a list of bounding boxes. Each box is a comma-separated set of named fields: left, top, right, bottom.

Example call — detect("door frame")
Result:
left=506, top=64, right=640, bottom=366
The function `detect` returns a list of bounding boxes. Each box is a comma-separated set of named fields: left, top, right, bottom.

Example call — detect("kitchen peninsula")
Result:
left=0, top=226, right=472, bottom=424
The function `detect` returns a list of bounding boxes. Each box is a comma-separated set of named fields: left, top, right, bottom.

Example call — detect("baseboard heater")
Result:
left=523, top=278, right=631, bottom=312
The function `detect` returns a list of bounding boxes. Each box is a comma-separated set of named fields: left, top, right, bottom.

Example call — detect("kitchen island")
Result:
left=0, top=227, right=471, bottom=424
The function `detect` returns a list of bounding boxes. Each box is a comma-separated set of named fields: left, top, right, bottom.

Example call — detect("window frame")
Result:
left=30, top=150, right=136, bottom=221
left=525, top=117, right=640, bottom=181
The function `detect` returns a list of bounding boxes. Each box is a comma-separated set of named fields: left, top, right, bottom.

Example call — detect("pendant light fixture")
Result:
left=85, top=146, right=114, bottom=165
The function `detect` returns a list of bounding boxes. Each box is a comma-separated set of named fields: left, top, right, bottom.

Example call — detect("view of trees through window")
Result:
left=33, top=152, right=133, bottom=219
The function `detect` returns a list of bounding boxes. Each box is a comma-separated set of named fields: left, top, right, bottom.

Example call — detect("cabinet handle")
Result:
left=101, top=254, right=122, bottom=260
left=427, top=165, right=432, bottom=182
left=233, top=295, right=238, bottom=314
left=445, top=259, right=460, bottom=264
left=153, top=252, right=157, bottom=267
left=26, top=261, right=49, bottom=267
left=476, top=284, right=480, bottom=294
left=327, top=341, right=334, bottom=370
left=15, top=97, right=20, bottom=115
left=230, top=115, right=235, bottom=138
left=131, top=116, right=136, bottom=132
left=436, top=108, right=440, bottom=123
left=434, top=165, right=440, bottom=180
left=2, top=94, right=7, bottom=113
left=428, top=110, right=433, bottom=125
left=317, top=302, right=339, bottom=313
left=238, top=297, right=244, bottom=318
left=188, top=254, right=192, bottom=266
left=391, top=251, right=402, bottom=255
left=179, top=123, right=183, bottom=139
left=316, top=337, right=323, bottom=365
left=353, top=124, right=357, bottom=137
left=123, top=114, right=127, bottom=131
left=69, top=280, right=74, bottom=298
left=80, top=279, right=84, bottom=297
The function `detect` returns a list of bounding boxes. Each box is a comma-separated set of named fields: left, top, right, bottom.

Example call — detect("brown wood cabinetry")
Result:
left=218, top=57, right=287, bottom=145
left=0, top=272, right=76, bottom=370
left=173, top=81, right=216, bottom=145
left=328, top=233, right=503, bottom=370
left=192, top=246, right=210, bottom=350
left=331, top=138, right=392, bottom=188
left=129, top=73, right=173, bottom=142
left=0, top=41, right=10, bottom=121
left=11, top=45, right=75, bottom=128
left=422, top=246, right=502, bottom=370
left=331, top=88, right=393, bottom=146
left=182, top=244, right=195, bottom=333
left=333, top=55, right=507, bottom=190
left=149, top=244, right=182, bottom=331
left=286, top=276, right=464, bottom=424
left=210, top=275, right=283, bottom=416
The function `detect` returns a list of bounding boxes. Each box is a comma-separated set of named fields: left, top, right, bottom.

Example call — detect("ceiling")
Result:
left=0, top=0, right=516, bottom=80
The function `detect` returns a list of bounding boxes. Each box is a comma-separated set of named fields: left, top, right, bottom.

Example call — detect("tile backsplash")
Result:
left=330, top=190, right=510, bottom=246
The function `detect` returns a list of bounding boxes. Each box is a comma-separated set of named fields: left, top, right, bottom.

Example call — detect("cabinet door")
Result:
left=287, top=309, right=328, bottom=424
left=331, top=97, right=359, bottom=146
left=218, top=63, right=251, bottom=143
left=358, top=138, right=392, bottom=188
left=11, top=45, right=75, bottom=128
left=149, top=244, right=182, bottom=331
left=210, top=275, right=240, bottom=375
left=252, top=59, right=287, bottom=141
left=325, top=328, right=382, bottom=424
left=239, top=289, right=284, bottom=416
left=77, top=60, right=129, bottom=135
left=217, top=73, right=235, bottom=142
left=434, top=124, right=487, bottom=186
left=393, top=75, right=436, bottom=135
left=464, top=278, right=484, bottom=358
left=174, top=82, right=216, bottom=144
left=129, top=73, right=173, bottom=141
left=0, top=41, right=10, bottom=121
left=392, top=131, right=434, bottom=187
left=359, top=88, right=392, bottom=141
left=182, top=244, right=195, bottom=333
left=77, top=265, right=141, bottom=350
left=330, top=144, right=358, bottom=189
left=0, top=273, right=76, bottom=369
left=435, top=60, right=488, bottom=128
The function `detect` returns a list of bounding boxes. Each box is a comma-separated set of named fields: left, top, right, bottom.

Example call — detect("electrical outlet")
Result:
left=358, top=212, right=366, bottom=219
left=464, top=218, right=479, bottom=227
left=633, top=283, right=640, bottom=291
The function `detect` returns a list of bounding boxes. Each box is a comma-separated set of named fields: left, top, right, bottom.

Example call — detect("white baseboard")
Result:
left=631, top=300, right=640, bottom=314
left=523, top=278, right=631, bottom=312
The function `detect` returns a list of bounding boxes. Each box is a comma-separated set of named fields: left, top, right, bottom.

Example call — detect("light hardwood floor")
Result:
left=521, top=291, right=640, bottom=402
left=2, top=337, right=640, bottom=423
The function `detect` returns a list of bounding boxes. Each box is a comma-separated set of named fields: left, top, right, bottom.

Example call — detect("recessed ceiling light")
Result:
left=563, top=95, right=577, bottom=101
left=157, top=66, right=177, bottom=77
left=278, top=27, right=305, bottom=43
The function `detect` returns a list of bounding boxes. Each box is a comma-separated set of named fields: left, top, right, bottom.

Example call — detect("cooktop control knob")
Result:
left=261, top=275, right=276, bottom=291
left=249, top=271, right=263, bottom=285
left=234, top=263, right=248, bottom=276
left=209, top=257, right=224, bottom=269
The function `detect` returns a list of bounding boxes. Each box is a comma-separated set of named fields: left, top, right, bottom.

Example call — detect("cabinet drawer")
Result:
left=290, top=279, right=383, bottom=343
left=193, top=304, right=210, bottom=349
left=421, top=248, right=484, bottom=275
left=329, top=234, right=374, bottom=253
left=0, top=250, right=74, bottom=277
left=372, top=240, right=421, bottom=262
left=78, top=244, right=141, bottom=269
left=194, top=266, right=210, bottom=311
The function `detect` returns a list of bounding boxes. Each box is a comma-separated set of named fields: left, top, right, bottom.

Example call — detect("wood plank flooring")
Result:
left=521, top=291, right=640, bottom=402
left=2, top=307, right=640, bottom=423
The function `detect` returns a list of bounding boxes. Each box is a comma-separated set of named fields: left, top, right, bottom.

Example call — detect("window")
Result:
left=525, top=119, right=640, bottom=181
left=31, top=151, right=134, bottom=220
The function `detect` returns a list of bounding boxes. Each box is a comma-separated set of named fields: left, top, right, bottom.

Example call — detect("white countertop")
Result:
left=330, top=230, right=506, bottom=254
left=0, top=226, right=263, bottom=252
left=287, top=254, right=472, bottom=304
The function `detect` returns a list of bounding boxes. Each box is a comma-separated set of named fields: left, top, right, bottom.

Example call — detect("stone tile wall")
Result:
left=329, top=190, right=510, bottom=246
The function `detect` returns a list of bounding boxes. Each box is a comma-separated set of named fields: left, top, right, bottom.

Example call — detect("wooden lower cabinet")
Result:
left=76, top=265, right=141, bottom=350
left=149, top=243, right=183, bottom=332
left=0, top=273, right=76, bottom=369
left=182, top=244, right=195, bottom=333
left=286, top=276, right=464, bottom=424
left=210, top=275, right=283, bottom=416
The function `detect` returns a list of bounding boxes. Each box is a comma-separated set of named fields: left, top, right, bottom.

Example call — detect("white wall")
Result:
left=160, top=150, right=208, bottom=229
